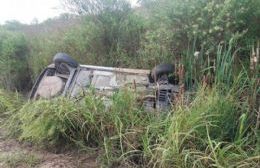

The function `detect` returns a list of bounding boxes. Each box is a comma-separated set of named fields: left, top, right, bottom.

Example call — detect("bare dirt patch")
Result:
left=0, top=131, right=98, bottom=168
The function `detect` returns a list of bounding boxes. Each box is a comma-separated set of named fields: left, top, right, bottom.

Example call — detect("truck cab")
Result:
left=30, top=53, right=179, bottom=111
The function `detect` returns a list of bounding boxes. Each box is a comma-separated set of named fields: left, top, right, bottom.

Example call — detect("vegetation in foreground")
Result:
left=0, top=0, right=259, bottom=167
left=0, top=152, right=40, bottom=168
left=1, top=64, right=259, bottom=167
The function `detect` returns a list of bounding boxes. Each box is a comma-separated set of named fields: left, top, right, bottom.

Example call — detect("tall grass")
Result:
left=148, top=85, right=259, bottom=167
left=0, top=90, right=23, bottom=120
left=1, top=40, right=258, bottom=167
left=182, top=37, right=248, bottom=93
left=2, top=83, right=259, bottom=167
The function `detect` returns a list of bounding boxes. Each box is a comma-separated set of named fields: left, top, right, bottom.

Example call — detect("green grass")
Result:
left=0, top=1, right=259, bottom=166
left=1, top=84, right=258, bottom=167
left=148, top=86, right=259, bottom=167
left=0, top=152, right=40, bottom=168
left=0, top=39, right=258, bottom=167
left=0, top=90, right=23, bottom=128
left=0, top=90, right=21, bottom=114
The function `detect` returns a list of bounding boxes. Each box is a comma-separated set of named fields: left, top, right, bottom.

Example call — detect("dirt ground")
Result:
left=0, top=131, right=98, bottom=168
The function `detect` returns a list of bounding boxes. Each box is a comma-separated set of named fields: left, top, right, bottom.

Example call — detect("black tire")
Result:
left=53, top=53, right=78, bottom=69
left=151, top=64, right=174, bottom=81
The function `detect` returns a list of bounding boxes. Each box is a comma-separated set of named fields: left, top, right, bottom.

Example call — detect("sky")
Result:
left=0, top=0, right=139, bottom=24
left=0, top=0, right=63, bottom=24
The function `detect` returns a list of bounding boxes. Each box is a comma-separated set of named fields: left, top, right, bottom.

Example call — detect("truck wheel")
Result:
left=53, top=53, right=78, bottom=73
left=53, top=53, right=78, bottom=68
left=151, top=64, right=174, bottom=82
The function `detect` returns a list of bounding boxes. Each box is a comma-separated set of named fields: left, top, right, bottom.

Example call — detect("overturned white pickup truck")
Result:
left=30, top=53, right=180, bottom=111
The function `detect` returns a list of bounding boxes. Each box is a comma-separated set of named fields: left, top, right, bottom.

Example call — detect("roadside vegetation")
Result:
left=0, top=0, right=259, bottom=167
left=0, top=152, right=40, bottom=168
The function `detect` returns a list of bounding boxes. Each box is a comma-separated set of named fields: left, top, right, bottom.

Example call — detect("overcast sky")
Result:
left=0, top=0, right=138, bottom=24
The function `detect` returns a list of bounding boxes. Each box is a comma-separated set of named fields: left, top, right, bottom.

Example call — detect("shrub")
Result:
left=0, top=28, right=31, bottom=91
left=15, top=98, right=82, bottom=145
left=142, top=0, right=260, bottom=55
left=8, top=90, right=146, bottom=147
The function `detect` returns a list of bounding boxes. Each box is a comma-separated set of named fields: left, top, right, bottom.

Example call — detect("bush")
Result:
left=142, top=0, right=260, bottom=55
left=8, top=90, right=145, bottom=146
left=0, top=28, right=31, bottom=91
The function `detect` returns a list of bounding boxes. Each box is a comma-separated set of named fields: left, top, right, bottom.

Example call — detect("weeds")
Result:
left=1, top=41, right=259, bottom=166
left=0, top=0, right=258, bottom=167
left=0, top=90, right=22, bottom=114
left=0, top=152, right=40, bottom=168
left=2, top=84, right=258, bottom=167
left=0, top=90, right=23, bottom=128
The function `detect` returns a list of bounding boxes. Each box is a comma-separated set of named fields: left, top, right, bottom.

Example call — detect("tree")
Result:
left=3, top=20, right=24, bottom=31
left=62, top=0, right=145, bottom=66
left=0, top=28, right=31, bottom=91
left=63, top=0, right=131, bottom=15
left=140, top=0, right=260, bottom=55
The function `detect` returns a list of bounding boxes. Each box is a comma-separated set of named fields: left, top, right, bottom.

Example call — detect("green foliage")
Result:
left=17, top=98, right=80, bottom=145
left=0, top=152, right=40, bottom=168
left=27, top=34, right=63, bottom=79
left=26, top=12, right=145, bottom=78
left=180, top=37, right=240, bottom=89
left=0, top=89, right=23, bottom=118
left=62, top=14, right=145, bottom=67
left=0, top=28, right=31, bottom=91
left=0, top=0, right=259, bottom=90
left=0, top=0, right=259, bottom=167
left=3, top=86, right=258, bottom=167
left=142, top=0, right=260, bottom=55
left=0, top=89, right=23, bottom=139
left=64, top=0, right=131, bottom=15
left=0, top=90, right=15, bottom=114
left=7, top=90, right=142, bottom=146
left=147, top=86, right=258, bottom=167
